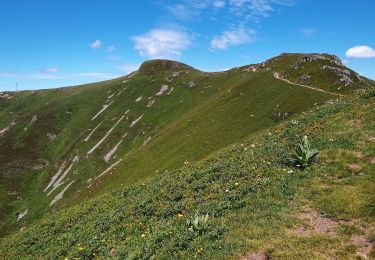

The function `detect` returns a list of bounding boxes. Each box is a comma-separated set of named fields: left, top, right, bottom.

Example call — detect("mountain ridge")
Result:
left=0, top=52, right=372, bottom=240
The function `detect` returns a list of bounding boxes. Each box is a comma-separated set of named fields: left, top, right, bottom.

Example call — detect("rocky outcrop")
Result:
left=242, top=65, right=258, bottom=72
left=321, top=65, right=353, bottom=86
left=303, top=54, right=343, bottom=66
left=0, top=92, right=13, bottom=100
left=187, top=81, right=196, bottom=88
left=300, top=74, right=311, bottom=81
left=155, top=85, right=169, bottom=96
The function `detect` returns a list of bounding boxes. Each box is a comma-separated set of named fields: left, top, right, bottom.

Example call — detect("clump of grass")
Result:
left=289, top=136, right=319, bottom=169
left=186, top=211, right=210, bottom=233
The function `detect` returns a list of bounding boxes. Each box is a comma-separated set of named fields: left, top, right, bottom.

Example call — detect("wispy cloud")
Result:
left=74, top=72, right=118, bottom=79
left=300, top=28, right=316, bottom=38
left=213, top=0, right=226, bottom=8
left=166, top=0, right=294, bottom=21
left=211, top=27, right=256, bottom=49
left=39, top=67, right=60, bottom=73
left=346, top=45, right=375, bottom=58
left=90, top=40, right=102, bottom=49
left=164, top=0, right=293, bottom=51
left=106, top=56, right=122, bottom=61
left=117, top=64, right=141, bottom=75
left=167, top=4, right=199, bottom=20
left=229, top=0, right=294, bottom=20
left=107, top=45, right=115, bottom=52
left=0, top=71, right=63, bottom=80
left=132, top=28, right=192, bottom=59
left=0, top=70, right=119, bottom=81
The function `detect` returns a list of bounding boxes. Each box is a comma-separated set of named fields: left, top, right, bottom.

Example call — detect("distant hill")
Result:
left=0, top=52, right=373, bottom=245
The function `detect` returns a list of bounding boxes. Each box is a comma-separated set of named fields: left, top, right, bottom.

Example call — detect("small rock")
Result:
left=109, top=248, right=117, bottom=257
left=300, top=74, right=310, bottom=81
left=187, top=81, right=196, bottom=88
left=47, top=133, right=57, bottom=141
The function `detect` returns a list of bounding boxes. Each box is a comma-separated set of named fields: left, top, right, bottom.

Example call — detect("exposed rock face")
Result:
left=242, top=65, right=258, bottom=72
left=302, top=53, right=343, bottom=66
left=0, top=122, right=16, bottom=137
left=300, top=74, right=311, bottom=81
left=17, top=209, right=28, bottom=222
left=322, top=65, right=353, bottom=86
left=155, top=85, right=169, bottom=96
left=187, top=81, right=196, bottom=88
left=0, top=92, right=13, bottom=100
left=47, top=133, right=57, bottom=141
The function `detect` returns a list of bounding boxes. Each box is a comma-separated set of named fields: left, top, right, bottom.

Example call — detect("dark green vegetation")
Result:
left=0, top=53, right=374, bottom=258
left=289, top=136, right=319, bottom=169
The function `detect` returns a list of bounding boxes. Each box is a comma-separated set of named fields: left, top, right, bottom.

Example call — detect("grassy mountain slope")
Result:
left=0, top=53, right=371, bottom=238
left=1, top=87, right=374, bottom=259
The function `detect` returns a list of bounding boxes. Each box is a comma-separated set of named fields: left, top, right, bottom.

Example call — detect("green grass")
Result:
left=0, top=88, right=374, bottom=259
left=0, top=54, right=372, bottom=246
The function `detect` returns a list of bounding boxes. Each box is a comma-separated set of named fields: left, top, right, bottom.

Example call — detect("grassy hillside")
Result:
left=0, top=53, right=371, bottom=238
left=0, top=86, right=374, bottom=259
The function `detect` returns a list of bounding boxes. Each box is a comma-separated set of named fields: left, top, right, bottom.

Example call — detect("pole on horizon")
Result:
left=15, top=83, right=18, bottom=92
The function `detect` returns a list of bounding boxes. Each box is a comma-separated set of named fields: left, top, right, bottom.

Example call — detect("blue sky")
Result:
left=1, top=0, right=374, bottom=91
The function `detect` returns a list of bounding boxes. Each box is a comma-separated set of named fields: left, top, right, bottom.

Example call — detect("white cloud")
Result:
left=132, top=28, right=192, bottom=59
left=213, top=1, right=226, bottom=8
left=90, top=40, right=102, bottom=49
left=107, top=45, right=115, bottom=52
left=346, top=45, right=375, bottom=58
left=211, top=28, right=255, bottom=49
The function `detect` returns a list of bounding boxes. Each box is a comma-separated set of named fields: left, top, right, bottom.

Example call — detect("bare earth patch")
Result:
left=348, top=163, right=363, bottom=172
left=370, top=157, right=375, bottom=164
left=294, top=207, right=338, bottom=236
left=243, top=251, right=269, bottom=260
left=348, top=119, right=362, bottom=127
left=293, top=207, right=373, bottom=258
left=352, top=234, right=373, bottom=258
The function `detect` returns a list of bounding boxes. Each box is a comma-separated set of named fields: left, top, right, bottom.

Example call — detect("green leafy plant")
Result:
left=289, top=136, right=319, bottom=169
left=186, top=211, right=210, bottom=232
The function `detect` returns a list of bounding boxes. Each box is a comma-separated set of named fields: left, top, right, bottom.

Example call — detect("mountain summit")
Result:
left=138, top=59, right=195, bottom=75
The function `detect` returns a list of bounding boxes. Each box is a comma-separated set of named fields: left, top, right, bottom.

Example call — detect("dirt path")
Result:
left=273, top=72, right=345, bottom=97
